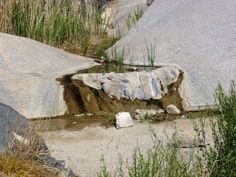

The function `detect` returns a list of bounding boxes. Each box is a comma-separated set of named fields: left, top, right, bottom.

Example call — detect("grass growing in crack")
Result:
left=143, top=113, right=155, bottom=123
left=97, top=156, right=112, bottom=177
left=126, top=6, right=144, bottom=30
left=108, top=47, right=126, bottom=72
left=0, top=0, right=117, bottom=58
left=146, top=43, right=156, bottom=68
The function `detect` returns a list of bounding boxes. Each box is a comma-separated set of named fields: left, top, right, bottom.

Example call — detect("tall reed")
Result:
left=0, top=0, right=116, bottom=57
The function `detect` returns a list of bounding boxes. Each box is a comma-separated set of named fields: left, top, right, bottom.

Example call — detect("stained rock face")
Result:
left=108, top=0, right=236, bottom=110
left=0, top=33, right=98, bottom=118
left=72, top=66, right=182, bottom=101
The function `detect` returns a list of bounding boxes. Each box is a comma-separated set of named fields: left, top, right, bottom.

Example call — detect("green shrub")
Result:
left=127, top=145, right=192, bottom=177
left=97, top=81, right=236, bottom=177
left=206, top=82, right=236, bottom=177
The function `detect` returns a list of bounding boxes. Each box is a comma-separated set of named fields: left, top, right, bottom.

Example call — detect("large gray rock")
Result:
left=0, top=33, right=98, bottom=118
left=72, top=66, right=182, bottom=100
left=108, top=0, right=236, bottom=110
left=0, top=103, right=29, bottom=151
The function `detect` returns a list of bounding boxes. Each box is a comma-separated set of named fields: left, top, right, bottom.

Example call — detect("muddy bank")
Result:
left=58, top=65, right=183, bottom=113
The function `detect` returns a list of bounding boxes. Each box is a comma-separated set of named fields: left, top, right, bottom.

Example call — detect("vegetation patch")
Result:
left=97, top=81, right=236, bottom=177
left=126, top=6, right=144, bottom=30
left=0, top=0, right=117, bottom=58
left=0, top=154, right=59, bottom=177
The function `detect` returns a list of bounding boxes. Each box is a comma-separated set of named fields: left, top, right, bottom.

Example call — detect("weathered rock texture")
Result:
left=0, top=103, right=29, bottom=151
left=0, top=33, right=98, bottom=118
left=73, top=66, right=181, bottom=101
left=68, top=66, right=183, bottom=114
left=109, top=0, right=236, bottom=110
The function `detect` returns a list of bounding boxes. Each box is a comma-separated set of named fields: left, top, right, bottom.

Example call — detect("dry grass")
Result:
left=0, top=153, right=60, bottom=177
left=0, top=126, right=63, bottom=177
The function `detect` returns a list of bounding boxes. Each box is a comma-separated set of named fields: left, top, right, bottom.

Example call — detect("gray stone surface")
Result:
left=0, top=33, right=98, bottom=118
left=108, top=0, right=236, bottom=110
left=113, top=0, right=147, bottom=36
left=0, top=103, right=29, bottom=151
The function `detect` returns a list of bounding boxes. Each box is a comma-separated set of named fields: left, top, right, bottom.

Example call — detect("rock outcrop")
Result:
left=0, top=33, right=98, bottom=118
left=72, top=66, right=182, bottom=101
left=108, top=0, right=236, bottom=110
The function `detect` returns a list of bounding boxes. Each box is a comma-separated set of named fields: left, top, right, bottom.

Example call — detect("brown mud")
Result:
left=160, top=71, right=184, bottom=111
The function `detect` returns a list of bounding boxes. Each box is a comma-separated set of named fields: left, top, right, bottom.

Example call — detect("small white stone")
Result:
left=86, top=113, right=93, bottom=117
left=75, top=113, right=86, bottom=117
left=166, top=105, right=181, bottom=115
left=157, top=109, right=165, bottom=114
left=116, top=112, right=133, bottom=129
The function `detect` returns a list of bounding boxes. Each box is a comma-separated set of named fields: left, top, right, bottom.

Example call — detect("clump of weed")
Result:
left=0, top=129, right=61, bottom=177
left=146, top=43, right=156, bottom=68
left=108, top=47, right=126, bottom=72
left=97, top=140, right=202, bottom=177
left=0, top=153, right=60, bottom=177
left=126, top=6, right=144, bottom=30
left=206, top=82, right=236, bottom=177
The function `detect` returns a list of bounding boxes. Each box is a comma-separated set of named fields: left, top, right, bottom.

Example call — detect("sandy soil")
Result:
left=41, top=118, right=213, bottom=177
